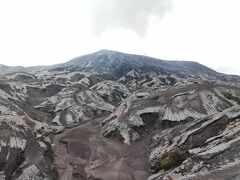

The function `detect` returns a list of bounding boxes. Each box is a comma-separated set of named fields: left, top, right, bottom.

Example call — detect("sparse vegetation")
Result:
left=222, top=92, right=240, bottom=104
left=224, top=135, right=236, bottom=142
left=153, top=148, right=188, bottom=172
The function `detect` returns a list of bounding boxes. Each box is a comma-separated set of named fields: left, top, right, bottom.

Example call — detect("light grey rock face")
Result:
left=0, top=50, right=240, bottom=179
left=91, top=80, right=132, bottom=105
left=101, top=84, right=240, bottom=144
left=0, top=71, right=118, bottom=127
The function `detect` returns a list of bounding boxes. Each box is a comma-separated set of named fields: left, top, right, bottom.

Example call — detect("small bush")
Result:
left=224, top=135, right=236, bottom=142
left=222, top=92, right=240, bottom=104
left=153, top=148, right=188, bottom=172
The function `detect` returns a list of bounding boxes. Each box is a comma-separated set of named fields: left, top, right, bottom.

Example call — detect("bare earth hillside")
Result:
left=0, top=50, right=240, bottom=180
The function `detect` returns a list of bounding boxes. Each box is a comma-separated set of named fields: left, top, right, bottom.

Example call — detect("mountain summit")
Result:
left=0, top=50, right=226, bottom=78
left=55, top=50, right=219, bottom=78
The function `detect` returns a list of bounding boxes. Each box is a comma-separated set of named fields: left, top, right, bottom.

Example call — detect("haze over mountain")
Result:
left=0, top=50, right=240, bottom=180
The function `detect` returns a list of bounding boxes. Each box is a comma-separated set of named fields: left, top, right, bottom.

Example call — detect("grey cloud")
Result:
left=88, top=0, right=173, bottom=37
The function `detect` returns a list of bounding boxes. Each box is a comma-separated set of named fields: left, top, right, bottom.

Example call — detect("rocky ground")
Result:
left=53, top=117, right=150, bottom=180
left=0, top=50, right=240, bottom=180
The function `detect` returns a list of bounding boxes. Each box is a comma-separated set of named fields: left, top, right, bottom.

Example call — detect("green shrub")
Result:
left=224, top=135, right=236, bottom=142
left=222, top=92, right=240, bottom=104
left=153, top=148, right=188, bottom=172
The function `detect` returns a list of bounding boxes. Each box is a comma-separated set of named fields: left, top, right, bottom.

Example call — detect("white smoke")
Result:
left=88, top=0, right=173, bottom=37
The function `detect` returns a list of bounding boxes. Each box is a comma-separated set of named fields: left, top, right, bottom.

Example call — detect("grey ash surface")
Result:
left=0, top=50, right=240, bottom=180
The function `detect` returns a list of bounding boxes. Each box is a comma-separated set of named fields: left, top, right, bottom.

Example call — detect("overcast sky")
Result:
left=0, top=0, right=239, bottom=75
